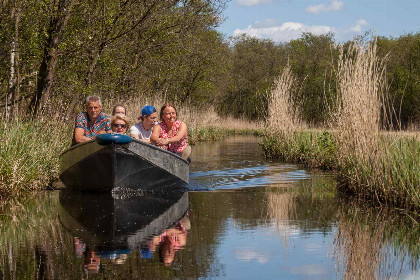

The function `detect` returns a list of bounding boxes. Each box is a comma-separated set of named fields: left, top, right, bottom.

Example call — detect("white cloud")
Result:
left=233, top=20, right=334, bottom=42
left=350, top=19, right=368, bottom=32
left=237, top=0, right=275, bottom=7
left=306, top=0, right=344, bottom=14
left=289, top=264, right=330, bottom=275
left=235, top=249, right=269, bottom=264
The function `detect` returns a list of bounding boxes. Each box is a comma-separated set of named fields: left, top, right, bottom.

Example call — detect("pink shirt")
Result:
left=159, top=120, right=187, bottom=153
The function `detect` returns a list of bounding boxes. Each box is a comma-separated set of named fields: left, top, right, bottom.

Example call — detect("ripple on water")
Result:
left=189, top=163, right=312, bottom=190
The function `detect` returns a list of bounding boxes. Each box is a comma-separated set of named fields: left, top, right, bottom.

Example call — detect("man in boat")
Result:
left=72, top=95, right=112, bottom=145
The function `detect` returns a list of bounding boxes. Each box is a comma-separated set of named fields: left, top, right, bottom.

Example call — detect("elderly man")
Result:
left=72, top=95, right=112, bottom=145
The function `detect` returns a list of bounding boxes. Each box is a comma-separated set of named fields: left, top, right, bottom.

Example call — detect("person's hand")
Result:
left=157, top=138, right=169, bottom=146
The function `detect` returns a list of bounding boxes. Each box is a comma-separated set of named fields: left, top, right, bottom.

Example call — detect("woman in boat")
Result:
left=151, top=103, right=191, bottom=160
left=130, top=105, right=158, bottom=143
left=111, top=114, right=130, bottom=134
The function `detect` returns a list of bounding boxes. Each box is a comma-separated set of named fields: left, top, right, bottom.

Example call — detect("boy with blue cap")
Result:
left=129, top=105, right=158, bottom=142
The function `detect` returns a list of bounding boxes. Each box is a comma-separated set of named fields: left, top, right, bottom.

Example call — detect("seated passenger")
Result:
left=111, top=114, right=130, bottom=134
left=130, top=105, right=157, bottom=143
left=112, top=104, right=126, bottom=116
left=72, top=95, right=111, bottom=146
left=150, top=103, right=191, bottom=160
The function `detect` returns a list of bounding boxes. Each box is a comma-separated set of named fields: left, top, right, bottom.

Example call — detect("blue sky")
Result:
left=217, top=0, right=420, bottom=42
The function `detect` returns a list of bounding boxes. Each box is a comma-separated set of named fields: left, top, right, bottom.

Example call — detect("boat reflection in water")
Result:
left=58, top=189, right=190, bottom=273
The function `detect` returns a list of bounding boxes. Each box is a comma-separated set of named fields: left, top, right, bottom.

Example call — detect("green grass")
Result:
left=261, top=131, right=336, bottom=170
left=188, top=126, right=262, bottom=144
left=0, top=119, right=72, bottom=196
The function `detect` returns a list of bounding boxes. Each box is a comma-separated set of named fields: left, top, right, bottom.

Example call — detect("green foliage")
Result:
left=377, top=33, right=420, bottom=126
left=218, top=35, right=286, bottom=120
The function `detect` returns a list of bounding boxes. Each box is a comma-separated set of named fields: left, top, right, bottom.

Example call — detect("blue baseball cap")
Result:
left=141, top=105, right=156, bottom=116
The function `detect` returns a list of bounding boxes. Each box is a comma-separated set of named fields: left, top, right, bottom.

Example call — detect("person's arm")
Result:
left=74, top=127, right=93, bottom=143
left=150, top=125, right=162, bottom=145
left=140, top=138, right=151, bottom=143
left=167, top=122, right=187, bottom=144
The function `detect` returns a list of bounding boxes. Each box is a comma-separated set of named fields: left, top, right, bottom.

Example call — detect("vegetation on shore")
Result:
left=262, top=41, right=420, bottom=213
left=0, top=119, right=72, bottom=196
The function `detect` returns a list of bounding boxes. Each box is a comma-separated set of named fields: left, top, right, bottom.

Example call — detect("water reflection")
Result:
left=58, top=190, right=189, bottom=273
left=332, top=203, right=420, bottom=280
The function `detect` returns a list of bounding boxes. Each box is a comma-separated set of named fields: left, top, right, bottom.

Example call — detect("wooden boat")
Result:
left=59, top=134, right=189, bottom=192
left=58, top=190, right=189, bottom=251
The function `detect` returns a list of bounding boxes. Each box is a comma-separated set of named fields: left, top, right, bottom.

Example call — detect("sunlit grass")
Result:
left=0, top=119, right=72, bottom=195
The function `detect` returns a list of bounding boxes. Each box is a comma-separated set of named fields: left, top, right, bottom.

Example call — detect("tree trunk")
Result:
left=6, top=40, right=16, bottom=120
left=27, top=0, right=75, bottom=117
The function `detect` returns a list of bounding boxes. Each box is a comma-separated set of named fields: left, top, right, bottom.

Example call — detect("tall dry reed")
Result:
left=333, top=40, right=420, bottom=210
left=262, top=66, right=312, bottom=161
left=334, top=40, right=384, bottom=165
left=266, top=65, right=300, bottom=136
left=104, top=95, right=263, bottom=143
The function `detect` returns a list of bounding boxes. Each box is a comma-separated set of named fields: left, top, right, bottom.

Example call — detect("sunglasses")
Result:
left=113, top=123, right=127, bottom=129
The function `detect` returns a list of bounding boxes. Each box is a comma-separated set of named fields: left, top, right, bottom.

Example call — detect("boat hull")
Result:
left=59, top=138, right=189, bottom=191
left=58, top=190, right=189, bottom=249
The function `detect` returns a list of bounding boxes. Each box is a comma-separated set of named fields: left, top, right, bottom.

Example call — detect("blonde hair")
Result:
left=111, top=114, right=130, bottom=130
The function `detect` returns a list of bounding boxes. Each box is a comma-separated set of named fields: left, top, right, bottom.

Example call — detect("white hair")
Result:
left=85, top=95, right=102, bottom=107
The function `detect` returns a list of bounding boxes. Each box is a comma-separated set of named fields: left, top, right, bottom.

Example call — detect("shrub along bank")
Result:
left=261, top=131, right=420, bottom=213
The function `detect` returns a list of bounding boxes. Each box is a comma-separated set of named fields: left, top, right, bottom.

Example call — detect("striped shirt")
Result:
left=72, top=112, right=111, bottom=145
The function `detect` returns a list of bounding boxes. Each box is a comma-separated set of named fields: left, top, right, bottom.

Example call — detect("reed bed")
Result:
left=334, top=41, right=419, bottom=211
left=0, top=119, right=72, bottom=196
left=262, top=65, right=307, bottom=161
left=262, top=40, right=420, bottom=212
left=104, top=95, right=263, bottom=144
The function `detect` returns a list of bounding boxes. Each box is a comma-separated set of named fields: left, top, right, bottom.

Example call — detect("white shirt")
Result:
left=130, top=122, right=154, bottom=139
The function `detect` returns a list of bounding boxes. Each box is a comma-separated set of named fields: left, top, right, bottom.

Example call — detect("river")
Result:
left=0, top=136, right=418, bottom=279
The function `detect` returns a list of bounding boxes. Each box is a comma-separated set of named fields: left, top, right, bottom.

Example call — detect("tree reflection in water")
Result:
left=266, top=182, right=419, bottom=280
left=332, top=204, right=419, bottom=280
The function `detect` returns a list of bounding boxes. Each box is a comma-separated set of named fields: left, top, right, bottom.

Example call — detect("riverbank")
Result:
left=0, top=116, right=262, bottom=196
left=261, top=130, right=420, bottom=213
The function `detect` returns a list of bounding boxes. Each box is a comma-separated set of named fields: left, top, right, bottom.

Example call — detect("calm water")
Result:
left=0, top=136, right=418, bottom=279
